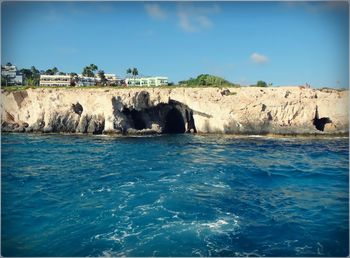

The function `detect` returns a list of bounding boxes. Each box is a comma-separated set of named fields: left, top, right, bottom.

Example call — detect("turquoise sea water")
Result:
left=1, top=133, right=349, bottom=257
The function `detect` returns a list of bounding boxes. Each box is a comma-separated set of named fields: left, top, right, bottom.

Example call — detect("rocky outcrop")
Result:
left=1, top=86, right=348, bottom=135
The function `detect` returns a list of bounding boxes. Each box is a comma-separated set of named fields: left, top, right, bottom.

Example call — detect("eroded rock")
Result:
left=1, top=87, right=348, bottom=135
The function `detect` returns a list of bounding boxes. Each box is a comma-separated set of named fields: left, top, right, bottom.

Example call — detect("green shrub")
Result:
left=179, top=74, right=237, bottom=87
left=257, top=80, right=267, bottom=87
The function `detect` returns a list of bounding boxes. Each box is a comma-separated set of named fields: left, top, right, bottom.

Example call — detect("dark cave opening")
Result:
left=130, top=110, right=147, bottom=130
left=164, top=108, right=185, bottom=134
left=313, top=106, right=332, bottom=132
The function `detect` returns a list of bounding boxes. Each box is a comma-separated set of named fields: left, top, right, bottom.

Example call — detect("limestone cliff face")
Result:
left=1, top=87, right=348, bottom=135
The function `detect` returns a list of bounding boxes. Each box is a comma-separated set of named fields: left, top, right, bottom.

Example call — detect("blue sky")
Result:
left=1, top=1, right=349, bottom=87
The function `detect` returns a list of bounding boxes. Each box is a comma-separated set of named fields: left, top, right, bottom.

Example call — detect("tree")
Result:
left=89, top=64, right=98, bottom=72
left=132, top=67, right=138, bottom=77
left=126, top=68, right=132, bottom=76
left=179, top=74, right=234, bottom=87
left=82, top=64, right=98, bottom=77
left=126, top=68, right=132, bottom=83
left=27, top=78, right=38, bottom=86
left=1, top=76, right=6, bottom=86
left=257, top=80, right=267, bottom=87
left=45, top=69, right=54, bottom=75
left=20, top=69, right=33, bottom=85
left=31, top=66, right=39, bottom=75
left=52, top=67, right=59, bottom=74
left=132, top=67, right=138, bottom=85
left=82, top=66, right=94, bottom=77
left=1, top=75, right=10, bottom=86
left=29, top=66, right=40, bottom=85
left=98, top=70, right=107, bottom=86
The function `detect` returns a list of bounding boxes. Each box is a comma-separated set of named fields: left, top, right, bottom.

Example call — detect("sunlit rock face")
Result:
left=1, top=86, right=348, bottom=135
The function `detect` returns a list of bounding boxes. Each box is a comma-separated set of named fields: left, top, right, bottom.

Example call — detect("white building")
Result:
left=105, top=74, right=118, bottom=81
left=40, top=74, right=71, bottom=86
left=1, top=64, right=23, bottom=85
left=76, top=74, right=96, bottom=86
left=77, top=73, right=119, bottom=86
left=125, top=76, right=168, bottom=87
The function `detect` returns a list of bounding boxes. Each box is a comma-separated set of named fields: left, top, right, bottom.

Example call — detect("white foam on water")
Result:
left=202, top=219, right=229, bottom=229
left=119, top=182, right=135, bottom=188
left=158, top=177, right=178, bottom=183
left=154, top=195, right=165, bottom=204
left=295, top=244, right=313, bottom=255
left=101, top=249, right=118, bottom=257
left=247, top=135, right=264, bottom=138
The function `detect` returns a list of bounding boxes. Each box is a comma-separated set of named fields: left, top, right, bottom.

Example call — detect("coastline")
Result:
left=1, top=131, right=349, bottom=138
left=1, top=86, right=348, bottom=135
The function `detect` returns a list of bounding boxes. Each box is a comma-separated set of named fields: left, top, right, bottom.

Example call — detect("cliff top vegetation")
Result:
left=178, top=74, right=239, bottom=87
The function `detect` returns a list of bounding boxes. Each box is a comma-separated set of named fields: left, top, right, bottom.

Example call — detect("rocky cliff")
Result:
left=1, top=86, right=348, bottom=135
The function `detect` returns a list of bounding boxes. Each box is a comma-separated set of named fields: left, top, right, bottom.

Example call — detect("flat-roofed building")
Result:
left=125, top=76, right=168, bottom=87
left=77, top=73, right=119, bottom=86
left=96, top=73, right=120, bottom=85
left=1, top=64, right=23, bottom=85
left=105, top=74, right=118, bottom=81
left=76, top=75, right=96, bottom=86
left=40, top=74, right=71, bottom=86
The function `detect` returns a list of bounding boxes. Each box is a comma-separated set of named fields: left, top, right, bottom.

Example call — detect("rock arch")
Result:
left=163, top=108, right=186, bottom=134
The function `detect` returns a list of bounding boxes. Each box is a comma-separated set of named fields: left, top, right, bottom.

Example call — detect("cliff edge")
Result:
left=1, top=87, right=348, bottom=135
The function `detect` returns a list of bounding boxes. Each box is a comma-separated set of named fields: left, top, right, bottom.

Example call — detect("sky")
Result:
left=1, top=1, right=349, bottom=87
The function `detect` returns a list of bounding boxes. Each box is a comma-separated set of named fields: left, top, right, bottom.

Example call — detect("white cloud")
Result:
left=250, top=53, right=269, bottom=64
left=177, top=4, right=219, bottom=33
left=145, top=4, right=166, bottom=20
left=196, top=15, right=213, bottom=29
left=178, top=11, right=197, bottom=32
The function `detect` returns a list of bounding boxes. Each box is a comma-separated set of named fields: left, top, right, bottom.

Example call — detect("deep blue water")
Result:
left=1, top=133, right=349, bottom=257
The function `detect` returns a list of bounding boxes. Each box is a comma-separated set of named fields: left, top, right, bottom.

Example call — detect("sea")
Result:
left=1, top=133, right=349, bottom=257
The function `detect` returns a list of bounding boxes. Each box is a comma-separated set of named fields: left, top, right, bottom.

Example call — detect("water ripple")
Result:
left=1, top=133, right=349, bottom=257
